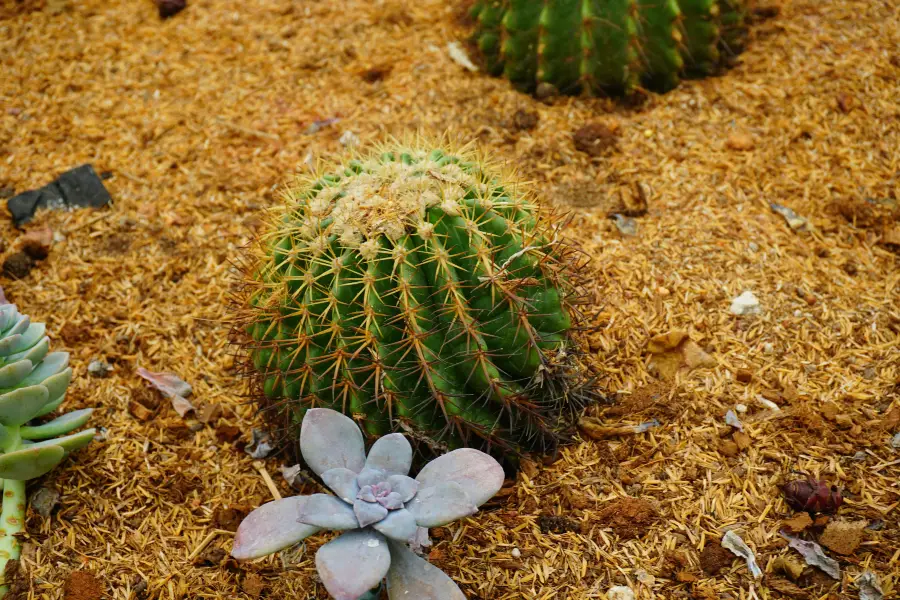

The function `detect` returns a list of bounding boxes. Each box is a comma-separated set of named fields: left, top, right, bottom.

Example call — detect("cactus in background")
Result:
left=0, top=301, right=95, bottom=597
left=467, top=0, right=753, bottom=97
left=232, top=138, right=598, bottom=464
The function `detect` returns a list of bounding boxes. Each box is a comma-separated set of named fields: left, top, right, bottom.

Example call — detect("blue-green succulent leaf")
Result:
left=321, top=467, right=361, bottom=503
left=386, top=540, right=466, bottom=600
left=232, top=496, right=322, bottom=560
left=0, top=384, right=49, bottom=426
left=18, top=352, right=68, bottom=387
left=405, top=481, right=478, bottom=528
left=296, top=493, right=359, bottom=530
left=354, top=498, right=388, bottom=528
left=6, top=336, right=49, bottom=365
left=299, top=408, right=366, bottom=476
left=0, top=360, right=32, bottom=388
left=25, top=428, right=95, bottom=454
left=372, top=508, right=418, bottom=543
left=0, top=444, right=65, bottom=480
left=364, top=433, right=412, bottom=477
left=415, top=448, right=505, bottom=507
left=20, top=408, right=94, bottom=440
left=315, top=530, right=391, bottom=600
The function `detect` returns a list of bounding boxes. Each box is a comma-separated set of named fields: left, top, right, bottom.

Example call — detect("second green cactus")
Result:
left=469, top=0, right=751, bottom=96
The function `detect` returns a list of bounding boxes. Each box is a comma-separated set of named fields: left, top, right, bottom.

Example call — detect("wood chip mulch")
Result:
left=1, top=0, right=898, bottom=598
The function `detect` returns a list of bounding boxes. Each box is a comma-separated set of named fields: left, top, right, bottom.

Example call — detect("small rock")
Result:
left=781, top=512, right=813, bottom=533
left=733, top=431, right=751, bottom=451
left=535, top=82, right=558, bottom=100
left=736, top=369, right=753, bottom=383
left=194, top=546, right=226, bottom=567
left=735, top=403, right=748, bottom=413
left=730, top=291, right=761, bottom=315
left=763, top=342, right=775, bottom=354
left=63, top=571, right=103, bottom=600
left=700, top=542, right=734, bottom=575
left=7, top=164, right=111, bottom=227
left=511, top=109, right=539, bottom=131
left=445, top=41, right=479, bottom=72
left=197, top=402, right=222, bottom=424
left=675, top=571, right=698, bottom=583
left=819, top=520, right=866, bottom=555
left=339, top=130, right=360, bottom=147
left=607, top=586, right=635, bottom=600
left=2, top=252, right=35, bottom=279
left=155, top=0, right=186, bottom=18
left=537, top=514, right=580, bottom=534
left=88, top=359, right=113, bottom=378
left=573, top=122, right=619, bottom=157
left=611, top=213, right=637, bottom=236
left=726, top=131, right=755, bottom=151
left=128, top=400, right=155, bottom=421
left=511, top=547, right=521, bottom=558
left=215, top=424, right=242, bottom=444
left=719, top=440, right=740, bottom=457
left=241, top=574, right=267, bottom=599
left=596, top=498, right=658, bottom=539
left=30, top=486, right=60, bottom=517
left=891, top=432, right=900, bottom=449
left=771, top=555, right=805, bottom=580
left=212, top=505, right=251, bottom=532
left=21, top=226, right=53, bottom=260
left=835, top=93, right=854, bottom=113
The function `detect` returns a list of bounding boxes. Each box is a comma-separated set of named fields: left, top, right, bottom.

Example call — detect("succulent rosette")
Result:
left=232, top=408, right=505, bottom=600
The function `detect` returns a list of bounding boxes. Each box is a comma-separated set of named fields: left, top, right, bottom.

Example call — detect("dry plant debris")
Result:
left=0, top=0, right=898, bottom=598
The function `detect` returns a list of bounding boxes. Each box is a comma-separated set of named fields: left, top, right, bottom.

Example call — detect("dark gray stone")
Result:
left=7, top=164, right=111, bottom=227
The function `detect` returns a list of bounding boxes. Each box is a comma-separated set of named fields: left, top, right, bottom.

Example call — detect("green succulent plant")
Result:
left=0, top=301, right=95, bottom=596
left=232, top=138, right=599, bottom=464
left=468, top=0, right=751, bottom=97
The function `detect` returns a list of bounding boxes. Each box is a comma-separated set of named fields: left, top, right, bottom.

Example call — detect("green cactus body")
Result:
left=0, top=303, right=95, bottom=596
left=237, top=141, right=596, bottom=461
left=469, top=0, right=750, bottom=96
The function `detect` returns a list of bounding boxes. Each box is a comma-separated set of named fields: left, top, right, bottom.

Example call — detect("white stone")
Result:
left=607, top=586, right=635, bottom=600
left=730, top=291, right=761, bottom=315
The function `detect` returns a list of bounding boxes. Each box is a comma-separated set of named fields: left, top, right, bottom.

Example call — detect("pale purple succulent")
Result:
left=231, top=408, right=505, bottom=600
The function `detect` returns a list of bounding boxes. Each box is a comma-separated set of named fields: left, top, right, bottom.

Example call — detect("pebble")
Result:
left=511, top=547, right=521, bottom=558
left=891, top=432, right=900, bottom=449
left=735, top=403, right=748, bottom=413
left=730, top=291, right=761, bottom=315
left=748, top=242, right=759, bottom=252
left=88, top=359, right=113, bottom=378
left=607, top=586, right=635, bottom=600
left=339, top=130, right=360, bottom=147
left=763, top=342, right=775, bottom=354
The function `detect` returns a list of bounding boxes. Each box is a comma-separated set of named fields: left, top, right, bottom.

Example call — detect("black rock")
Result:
left=7, top=164, right=111, bottom=227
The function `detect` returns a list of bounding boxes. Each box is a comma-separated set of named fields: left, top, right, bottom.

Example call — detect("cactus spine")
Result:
left=469, top=0, right=752, bottom=96
left=233, top=139, right=598, bottom=462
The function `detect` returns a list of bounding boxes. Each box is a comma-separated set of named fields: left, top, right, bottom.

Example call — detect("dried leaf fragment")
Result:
left=781, top=532, right=840, bottom=579
left=721, top=530, right=762, bottom=579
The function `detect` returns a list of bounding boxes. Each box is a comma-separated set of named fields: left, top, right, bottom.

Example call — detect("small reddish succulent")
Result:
left=782, top=477, right=842, bottom=514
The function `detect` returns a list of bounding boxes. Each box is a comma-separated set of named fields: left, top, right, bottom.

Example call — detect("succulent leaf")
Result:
left=386, top=474, right=418, bottom=503
left=385, top=540, right=466, bottom=600
left=414, top=448, right=505, bottom=507
left=315, top=529, right=391, bottom=600
left=19, top=408, right=94, bottom=440
left=0, top=385, right=49, bottom=427
left=297, top=494, right=360, bottom=530
left=232, top=496, right=322, bottom=560
left=0, top=360, right=32, bottom=388
left=354, top=498, right=389, bottom=528
left=405, top=481, right=478, bottom=528
left=321, top=467, right=361, bottom=503
left=363, top=433, right=412, bottom=477
left=372, top=508, right=418, bottom=543
left=0, top=444, right=64, bottom=480
left=300, top=408, right=366, bottom=476
left=25, top=428, right=96, bottom=455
